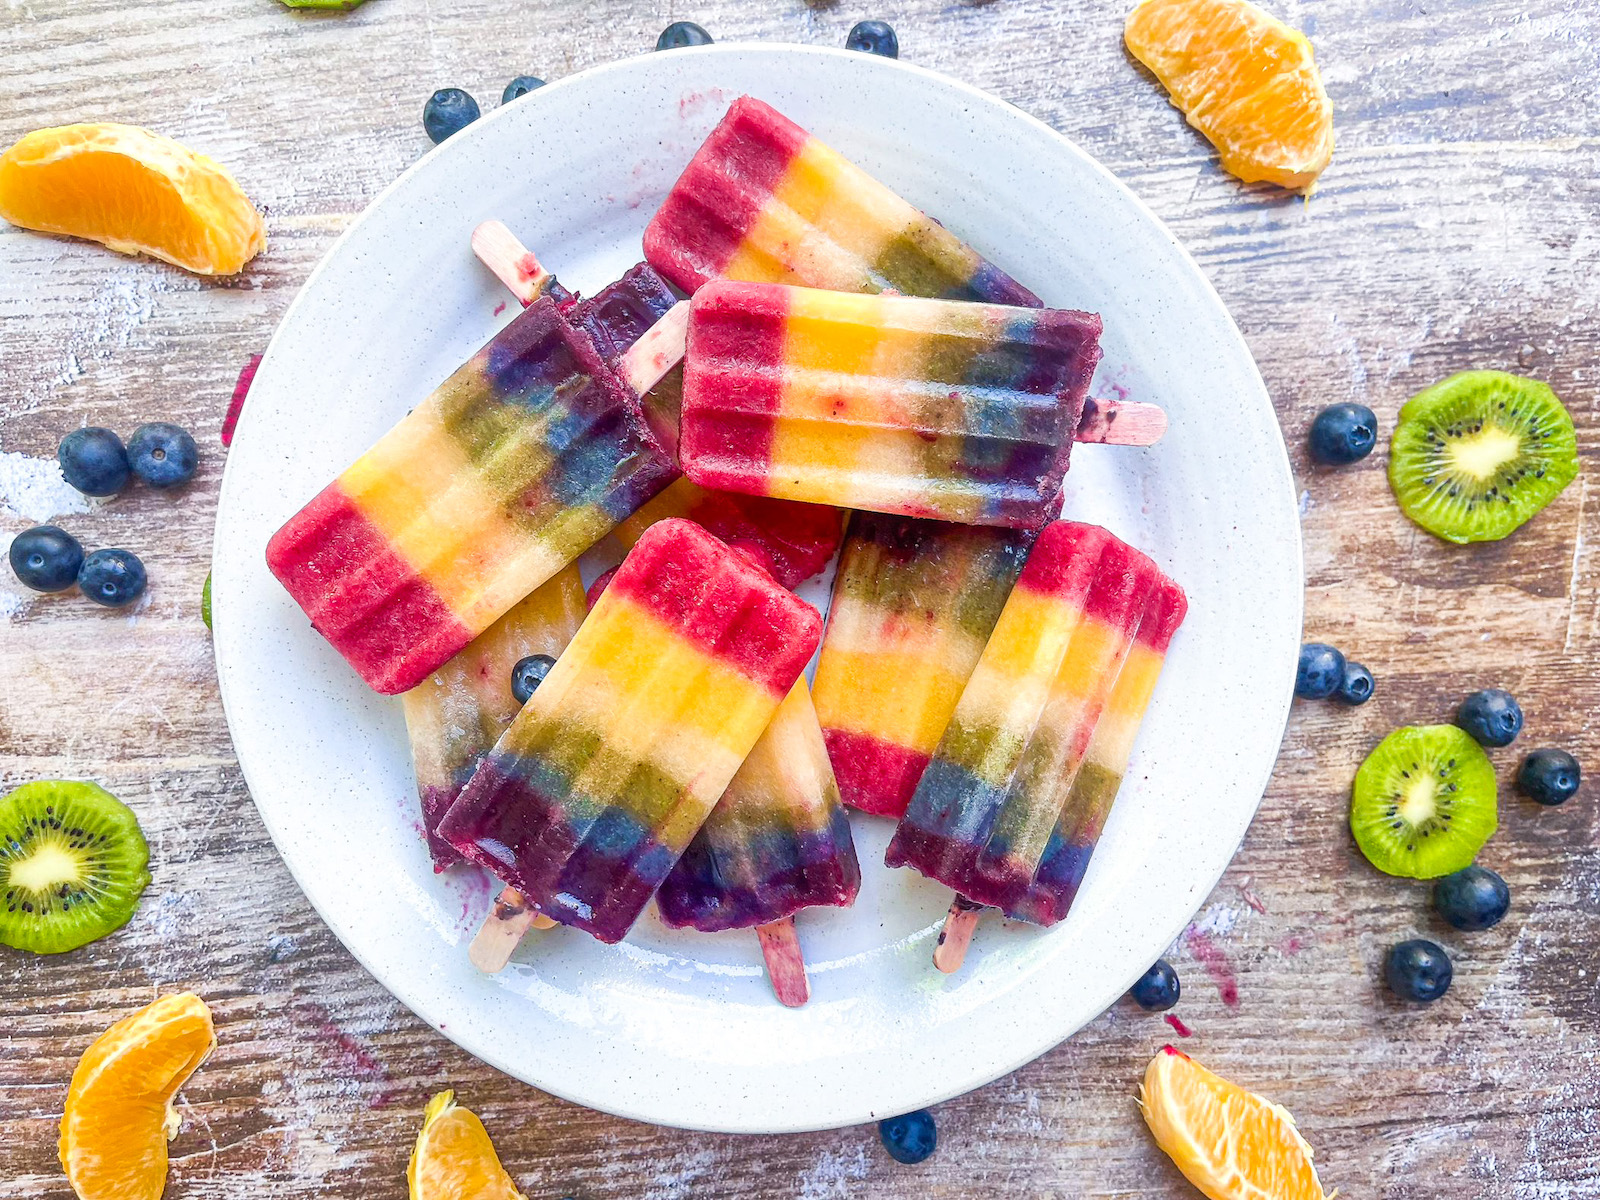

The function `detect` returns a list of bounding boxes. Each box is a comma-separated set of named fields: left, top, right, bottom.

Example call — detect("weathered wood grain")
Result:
left=2, top=0, right=1597, bottom=1196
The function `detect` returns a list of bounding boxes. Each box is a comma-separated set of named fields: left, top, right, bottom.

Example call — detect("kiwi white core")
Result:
left=8, top=837, right=83, bottom=892
left=1397, top=776, right=1440, bottom=826
left=1448, top=425, right=1522, bottom=480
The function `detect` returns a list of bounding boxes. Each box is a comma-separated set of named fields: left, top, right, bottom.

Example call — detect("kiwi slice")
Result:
left=1351, top=725, right=1497, bottom=879
left=1389, top=370, right=1578, bottom=544
left=0, top=780, right=151, bottom=954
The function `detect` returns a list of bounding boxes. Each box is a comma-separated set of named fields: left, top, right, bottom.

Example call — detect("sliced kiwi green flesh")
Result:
left=0, top=780, right=151, bottom=954
left=1351, top=725, right=1497, bottom=879
left=1389, top=370, right=1578, bottom=544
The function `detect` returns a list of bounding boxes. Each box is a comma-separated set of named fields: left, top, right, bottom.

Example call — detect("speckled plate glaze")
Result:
left=212, top=45, right=1302, bottom=1134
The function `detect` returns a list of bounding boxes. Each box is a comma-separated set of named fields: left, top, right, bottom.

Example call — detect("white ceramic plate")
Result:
left=213, top=45, right=1302, bottom=1133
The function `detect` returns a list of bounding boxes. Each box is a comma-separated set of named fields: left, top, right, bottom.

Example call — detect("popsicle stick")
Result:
left=755, top=917, right=812, bottom=1007
left=1076, top=396, right=1167, bottom=446
left=470, top=221, right=685, bottom=401
left=617, top=301, right=690, bottom=395
left=468, top=886, right=557, bottom=974
left=469, top=222, right=1165, bottom=447
left=933, top=895, right=986, bottom=973
left=471, top=220, right=554, bottom=306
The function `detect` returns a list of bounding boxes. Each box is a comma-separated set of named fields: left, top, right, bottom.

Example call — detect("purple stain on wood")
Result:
left=1164, top=1013, right=1194, bottom=1038
left=1241, top=882, right=1268, bottom=914
left=1280, top=934, right=1310, bottom=957
left=294, top=1000, right=397, bottom=1108
left=222, top=354, right=262, bottom=447
left=1185, top=928, right=1241, bottom=1008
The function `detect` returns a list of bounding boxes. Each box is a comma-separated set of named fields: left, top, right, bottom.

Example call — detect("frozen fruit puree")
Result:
left=680, top=281, right=1102, bottom=527
left=886, top=521, right=1186, bottom=918
left=401, top=563, right=587, bottom=871
left=614, top=477, right=841, bottom=589
left=437, top=519, right=822, bottom=943
left=657, top=679, right=860, bottom=931
left=644, top=95, right=1038, bottom=305
left=812, top=513, right=1033, bottom=817
left=265, top=291, right=675, bottom=695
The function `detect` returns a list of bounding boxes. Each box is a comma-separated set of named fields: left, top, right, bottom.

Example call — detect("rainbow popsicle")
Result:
left=657, top=679, right=860, bottom=933
left=812, top=513, right=1033, bottom=818
left=400, top=563, right=587, bottom=872
left=266, top=295, right=675, bottom=694
left=643, top=95, right=1039, bottom=306
left=885, top=522, right=1178, bottom=915
left=437, top=518, right=822, bottom=943
left=680, top=281, right=1102, bottom=527
left=1006, top=574, right=1186, bottom=925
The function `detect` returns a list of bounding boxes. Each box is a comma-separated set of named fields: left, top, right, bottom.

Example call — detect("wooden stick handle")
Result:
left=754, top=916, right=811, bottom=1007
left=616, top=301, right=689, bottom=397
left=1076, top=396, right=1168, bottom=446
left=471, top=220, right=555, bottom=306
left=467, top=886, right=555, bottom=974
left=932, top=895, right=986, bottom=974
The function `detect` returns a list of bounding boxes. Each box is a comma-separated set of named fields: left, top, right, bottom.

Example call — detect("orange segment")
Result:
left=58, top=993, right=217, bottom=1200
left=0, top=124, right=264, bottom=274
left=1139, top=1046, right=1330, bottom=1200
left=1124, top=0, right=1333, bottom=190
left=408, top=1091, right=528, bottom=1200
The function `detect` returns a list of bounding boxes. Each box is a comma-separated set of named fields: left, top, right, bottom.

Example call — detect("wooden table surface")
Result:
left=3, top=0, right=1597, bottom=1195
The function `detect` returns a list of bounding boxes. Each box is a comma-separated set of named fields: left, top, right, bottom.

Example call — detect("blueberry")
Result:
left=1432, top=866, right=1510, bottom=932
left=845, top=19, right=899, bottom=57
left=1517, top=748, right=1580, bottom=806
left=1384, top=938, right=1452, bottom=1002
left=656, top=20, right=712, bottom=49
left=423, top=88, right=480, bottom=143
left=1128, top=959, right=1180, bottom=1011
left=1294, top=642, right=1346, bottom=700
left=58, top=427, right=130, bottom=497
left=511, top=653, right=556, bottom=704
left=1335, top=661, right=1375, bottom=705
left=1455, top=688, right=1522, bottom=748
left=78, top=548, right=147, bottom=608
left=1308, top=403, right=1378, bottom=465
left=879, top=1109, right=936, bottom=1164
left=8, top=525, right=84, bottom=592
left=127, top=422, right=198, bottom=488
left=502, top=76, right=545, bottom=104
